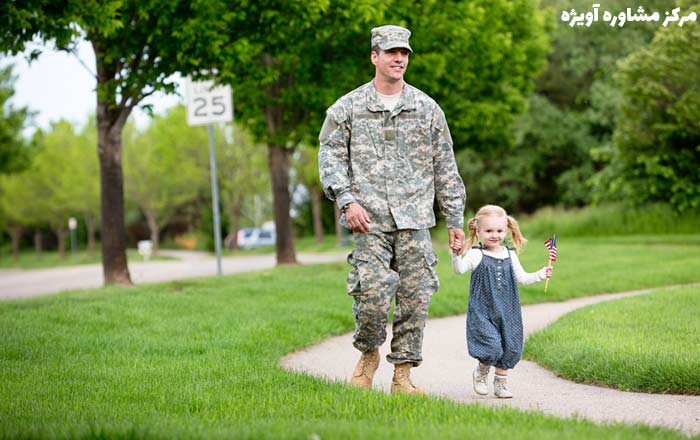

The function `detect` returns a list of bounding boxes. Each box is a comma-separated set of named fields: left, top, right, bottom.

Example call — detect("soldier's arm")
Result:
left=431, top=108, right=466, bottom=229
left=318, top=109, right=356, bottom=210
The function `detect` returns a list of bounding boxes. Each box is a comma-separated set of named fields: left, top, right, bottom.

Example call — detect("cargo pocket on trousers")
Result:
left=346, top=250, right=371, bottom=296
left=424, top=250, right=440, bottom=294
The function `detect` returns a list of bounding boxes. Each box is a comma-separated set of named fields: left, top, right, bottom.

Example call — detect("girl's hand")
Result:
left=545, top=266, right=553, bottom=278
left=448, top=228, right=466, bottom=255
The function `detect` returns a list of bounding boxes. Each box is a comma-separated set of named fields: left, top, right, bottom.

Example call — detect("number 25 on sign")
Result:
left=185, top=77, right=233, bottom=126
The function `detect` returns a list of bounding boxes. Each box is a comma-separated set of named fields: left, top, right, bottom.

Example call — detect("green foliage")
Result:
left=0, top=64, right=32, bottom=175
left=366, top=1, right=549, bottom=213
left=537, top=0, right=666, bottom=110
left=216, top=122, right=271, bottom=229
left=397, top=0, right=550, bottom=152
left=597, top=4, right=700, bottom=211
left=0, top=2, right=241, bottom=115
left=525, top=286, right=700, bottom=394
left=520, top=203, right=700, bottom=238
left=30, top=122, right=96, bottom=229
left=291, top=145, right=336, bottom=237
left=0, top=119, right=100, bottom=248
left=0, top=0, right=256, bottom=279
left=214, top=0, right=388, bottom=148
left=515, top=0, right=670, bottom=213
left=60, top=118, right=100, bottom=221
left=0, top=166, right=43, bottom=229
left=469, top=95, right=597, bottom=212
left=123, top=105, right=209, bottom=250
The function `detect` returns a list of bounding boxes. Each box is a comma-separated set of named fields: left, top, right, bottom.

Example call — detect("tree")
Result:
left=538, top=0, right=669, bottom=111
left=217, top=123, right=270, bottom=251
left=596, top=4, right=700, bottom=211
left=29, top=121, right=91, bottom=257
left=293, top=145, right=325, bottom=244
left=73, top=117, right=101, bottom=254
left=123, top=105, right=208, bottom=255
left=0, top=171, right=42, bottom=259
left=215, top=0, right=390, bottom=264
left=1, top=1, right=241, bottom=284
left=395, top=0, right=550, bottom=153
left=506, top=0, right=673, bottom=212
left=0, top=64, right=32, bottom=175
left=377, top=0, right=550, bottom=213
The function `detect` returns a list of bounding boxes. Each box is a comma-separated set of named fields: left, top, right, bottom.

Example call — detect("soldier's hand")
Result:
left=345, top=203, right=371, bottom=233
left=448, top=228, right=466, bottom=255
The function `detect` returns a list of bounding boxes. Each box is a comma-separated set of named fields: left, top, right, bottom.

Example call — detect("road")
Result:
left=0, top=249, right=347, bottom=300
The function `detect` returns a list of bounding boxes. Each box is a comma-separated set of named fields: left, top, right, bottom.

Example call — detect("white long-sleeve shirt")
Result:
left=452, top=247, right=547, bottom=285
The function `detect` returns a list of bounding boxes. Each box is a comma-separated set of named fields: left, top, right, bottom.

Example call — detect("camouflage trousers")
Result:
left=346, top=229, right=439, bottom=366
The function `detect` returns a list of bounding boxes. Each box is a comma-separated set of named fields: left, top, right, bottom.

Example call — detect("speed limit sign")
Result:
left=185, top=77, right=233, bottom=126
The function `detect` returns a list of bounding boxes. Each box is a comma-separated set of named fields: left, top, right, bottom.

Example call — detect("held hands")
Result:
left=344, top=203, right=371, bottom=233
left=448, top=228, right=466, bottom=255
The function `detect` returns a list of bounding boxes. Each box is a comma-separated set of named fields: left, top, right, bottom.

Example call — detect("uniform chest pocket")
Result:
left=397, top=115, right=432, bottom=159
left=351, top=116, right=384, bottom=159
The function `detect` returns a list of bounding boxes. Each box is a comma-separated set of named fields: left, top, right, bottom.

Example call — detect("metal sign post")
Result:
left=186, top=77, right=233, bottom=276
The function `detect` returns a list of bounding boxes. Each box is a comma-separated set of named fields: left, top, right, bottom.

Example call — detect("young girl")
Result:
left=452, top=205, right=552, bottom=398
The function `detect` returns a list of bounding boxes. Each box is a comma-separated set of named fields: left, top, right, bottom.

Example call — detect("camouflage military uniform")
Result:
left=318, top=81, right=466, bottom=366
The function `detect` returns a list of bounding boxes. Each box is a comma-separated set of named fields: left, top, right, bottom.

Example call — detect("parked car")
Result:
left=237, top=227, right=276, bottom=249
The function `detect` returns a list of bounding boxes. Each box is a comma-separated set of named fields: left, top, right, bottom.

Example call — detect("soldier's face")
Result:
left=371, top=48, right=410, bottom=83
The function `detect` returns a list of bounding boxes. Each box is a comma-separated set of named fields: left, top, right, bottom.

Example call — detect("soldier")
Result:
left=318, top=25, right=466, bottom=394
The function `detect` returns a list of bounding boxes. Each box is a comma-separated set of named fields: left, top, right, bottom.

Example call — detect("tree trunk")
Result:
left=226, top=198, right=242, bottom=250
left=310, top=184, right=324, bottom=244
left=268, top=144, right=297, bottom=264
left=10, top=226, right=21, bottom=260
left=144, top=209, right=160, bottom=256
left=334, top=204, right=343, bottom=247
left=55, top=225, right=67, bottom=259
left=85, top=213, right=97, bottom=256
left=34, top=229, right=42, bottom=256
left=94, top=40, right=132, bottom=286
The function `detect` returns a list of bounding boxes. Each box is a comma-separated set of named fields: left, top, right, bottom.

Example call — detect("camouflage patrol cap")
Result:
left=371, top=25, right=412, bottom=53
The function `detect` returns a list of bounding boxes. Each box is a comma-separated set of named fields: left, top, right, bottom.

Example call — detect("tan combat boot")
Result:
left=350, top=349, right=380, bottom=389
left=390, top=363, right=426, bottom=395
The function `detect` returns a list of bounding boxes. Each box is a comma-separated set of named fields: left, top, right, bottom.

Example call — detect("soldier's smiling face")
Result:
left=371, top=48, right=410, bottom=83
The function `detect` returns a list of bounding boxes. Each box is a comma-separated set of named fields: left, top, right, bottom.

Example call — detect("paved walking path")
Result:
left=0, top=250, right=347, bottom=300
left=282, top=285, right=700, bottom=436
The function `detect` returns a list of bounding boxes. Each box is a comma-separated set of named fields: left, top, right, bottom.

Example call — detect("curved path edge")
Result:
left=281, top=284, right=700, bottom=437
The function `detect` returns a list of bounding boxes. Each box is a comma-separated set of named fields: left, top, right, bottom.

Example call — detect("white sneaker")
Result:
left=472, top=364, right=489, bottom=395
left=494, top=375, right=513, bottom=398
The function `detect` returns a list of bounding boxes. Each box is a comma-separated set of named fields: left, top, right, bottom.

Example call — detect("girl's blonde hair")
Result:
left=465, top=205, right=528, bottom=253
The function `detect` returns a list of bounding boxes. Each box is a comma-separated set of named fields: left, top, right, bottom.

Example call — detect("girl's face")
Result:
left=477, top=215, right=507, bottom=251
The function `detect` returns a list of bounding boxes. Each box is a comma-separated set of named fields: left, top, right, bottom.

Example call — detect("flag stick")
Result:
left=544, top=259, right=553, bottom=292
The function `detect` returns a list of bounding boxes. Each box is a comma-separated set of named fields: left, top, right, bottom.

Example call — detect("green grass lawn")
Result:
left=1, top=237, right=699, bottom=438
left=429, top=234, right=700, bottom=312
left=524, top=286, right=700, bottom=395
left=0, top=249, right=174, bottom=270
left=519, top=203, right=700, bottom=238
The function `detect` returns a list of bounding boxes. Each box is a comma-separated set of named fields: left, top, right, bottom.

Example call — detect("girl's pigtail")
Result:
left=465, top=217, right=479, bottom=250
left=507, top=215, right=528, bottom=254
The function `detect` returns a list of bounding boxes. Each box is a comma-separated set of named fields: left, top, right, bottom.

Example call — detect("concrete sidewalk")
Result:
left=282, top=286, right=700, bottom=436
left=0, top=250, right=347, bottom=300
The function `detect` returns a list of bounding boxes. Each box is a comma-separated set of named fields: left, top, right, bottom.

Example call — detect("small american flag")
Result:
left=544, top=235, right=557, bottom=261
